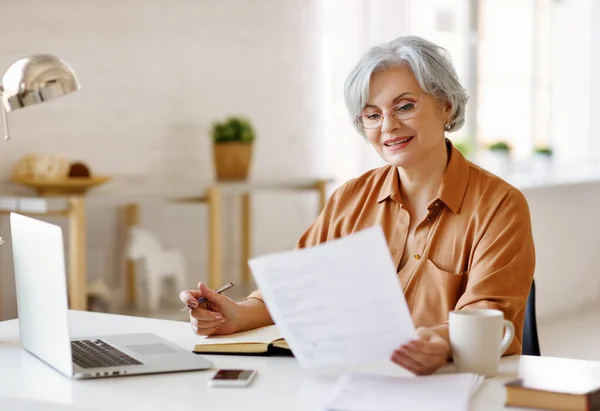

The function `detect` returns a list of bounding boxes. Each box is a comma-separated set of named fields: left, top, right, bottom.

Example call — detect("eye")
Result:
left=363, top=113, right=382, bottom=120
left=395, top=103, right=416, bottom=113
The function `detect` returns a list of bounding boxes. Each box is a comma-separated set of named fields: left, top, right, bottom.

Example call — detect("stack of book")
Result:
left=505, top=356, right=600, bottom=411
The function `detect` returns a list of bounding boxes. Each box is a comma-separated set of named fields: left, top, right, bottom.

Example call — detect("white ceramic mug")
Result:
left=449, top=308, right=514, bottom=377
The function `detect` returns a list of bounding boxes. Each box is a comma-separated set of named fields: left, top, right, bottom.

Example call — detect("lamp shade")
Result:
left=1, top=54, right=80, bottom=112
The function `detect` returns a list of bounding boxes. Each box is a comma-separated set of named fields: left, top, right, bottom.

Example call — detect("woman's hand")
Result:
left=179, top=282, right=242, bottom=336
left=391, top=327, right=450, bottom=375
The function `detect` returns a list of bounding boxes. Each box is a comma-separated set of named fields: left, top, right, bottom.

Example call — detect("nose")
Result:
left=381, top=113, right=402, bottom=133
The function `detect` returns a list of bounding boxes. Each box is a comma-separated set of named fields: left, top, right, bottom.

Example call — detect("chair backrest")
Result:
left=522, top=279, right=541, bottom=356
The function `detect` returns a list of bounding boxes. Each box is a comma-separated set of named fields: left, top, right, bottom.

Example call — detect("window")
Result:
left=477, top=0, right=593, bottom=164
left=320, top=0, right=596, bottom=185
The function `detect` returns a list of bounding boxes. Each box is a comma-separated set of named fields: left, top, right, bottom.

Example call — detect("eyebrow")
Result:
left=364, top=92, right=418, bottom=109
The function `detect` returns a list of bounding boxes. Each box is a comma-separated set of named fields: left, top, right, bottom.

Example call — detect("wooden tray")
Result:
left=11, top=176, right=111, bottom=196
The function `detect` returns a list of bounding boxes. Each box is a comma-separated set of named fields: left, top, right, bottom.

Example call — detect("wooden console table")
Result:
left=0, top=195, right=87, bottom=311
left=124, top=178, right=331, bottom=304
left=0, top=178, right=332, bottom=315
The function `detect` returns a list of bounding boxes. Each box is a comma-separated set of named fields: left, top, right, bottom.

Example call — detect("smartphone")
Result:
left=208, top=369, right=257, bottom=387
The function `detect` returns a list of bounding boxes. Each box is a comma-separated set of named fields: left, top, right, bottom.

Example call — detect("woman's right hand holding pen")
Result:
left=179, top=282, right=241, bottom=336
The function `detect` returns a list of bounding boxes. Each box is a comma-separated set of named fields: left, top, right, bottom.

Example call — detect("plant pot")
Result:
left=483, top=150, right=511, bottom=177
left=530, top=153, right=553, bottom=177
left=213, top=142, right=253, bottom=180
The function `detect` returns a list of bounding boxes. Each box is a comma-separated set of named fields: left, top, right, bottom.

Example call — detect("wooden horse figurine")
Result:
left=126, top=227, right=187, bottom=312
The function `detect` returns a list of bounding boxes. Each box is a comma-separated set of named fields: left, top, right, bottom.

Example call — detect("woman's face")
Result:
left=361, top=65, right=450, bottom=169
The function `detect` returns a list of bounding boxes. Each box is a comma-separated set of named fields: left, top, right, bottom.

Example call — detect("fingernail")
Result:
left=215, top=314, right=223, bottom=320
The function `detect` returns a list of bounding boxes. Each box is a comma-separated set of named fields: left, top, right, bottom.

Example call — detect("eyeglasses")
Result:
left=355, top=93, right=427, bottom=129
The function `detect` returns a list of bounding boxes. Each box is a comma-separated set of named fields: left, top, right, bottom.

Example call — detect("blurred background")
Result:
left=0, top=0, right=598, bottom=360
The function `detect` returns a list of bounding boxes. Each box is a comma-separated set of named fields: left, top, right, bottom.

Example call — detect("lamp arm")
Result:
left=0, top=84, right=9, bottom=140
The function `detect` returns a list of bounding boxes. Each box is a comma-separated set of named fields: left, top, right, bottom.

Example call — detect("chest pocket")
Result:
left=410, top=258, right=465, bottom=327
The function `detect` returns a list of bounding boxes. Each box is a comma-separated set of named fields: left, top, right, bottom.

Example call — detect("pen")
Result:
left=181, top=281, right=235, bottom=311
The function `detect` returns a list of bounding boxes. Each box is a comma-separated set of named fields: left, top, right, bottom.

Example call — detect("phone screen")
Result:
left=213, top=369, right=255, bottom=380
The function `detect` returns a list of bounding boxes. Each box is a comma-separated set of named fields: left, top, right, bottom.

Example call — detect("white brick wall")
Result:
left=0, top=0, right=327, bottom=319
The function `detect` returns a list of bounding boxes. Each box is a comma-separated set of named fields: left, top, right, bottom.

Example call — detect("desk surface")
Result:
left=0, top=311, right=555, bottom=411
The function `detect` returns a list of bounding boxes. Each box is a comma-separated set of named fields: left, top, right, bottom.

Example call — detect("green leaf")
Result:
left=211, top=116, right=256, bottom=143
left=489, top=141, right=511, bottom=152
left=533, top=146, right=553, bottom=156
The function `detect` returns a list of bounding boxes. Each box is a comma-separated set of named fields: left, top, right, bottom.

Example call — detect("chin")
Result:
left=382, top=153, right=417, bottom=169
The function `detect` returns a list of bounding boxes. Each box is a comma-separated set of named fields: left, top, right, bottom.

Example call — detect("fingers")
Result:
left=391, top=333, right=449, bottom=375
left=391, top=349, right=426, bottom=374
left=198, top=283, right=228, bottom=308
left=190, top=306, right=223, bottom=322
left=181, top=282, right=234, bottom=310
left=405, top=339, right=447, bottom=356
left=192, top=320, right=224, bottom=331
left=179, top=289, right=201, bottom=307
left=190, top=315, right=226, bottom=330
left=191, top=324, right=220, bottom=336
left=391, top=348, right=446, bottom=375
left=401, top=344, right=447, bottom=368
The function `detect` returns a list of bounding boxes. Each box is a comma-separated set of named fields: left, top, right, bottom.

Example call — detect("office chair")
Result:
left=522, top=279, right=541, bottom=356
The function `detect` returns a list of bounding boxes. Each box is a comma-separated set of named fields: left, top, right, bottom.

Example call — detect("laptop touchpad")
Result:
left=126, top=343, right=179, bottom=356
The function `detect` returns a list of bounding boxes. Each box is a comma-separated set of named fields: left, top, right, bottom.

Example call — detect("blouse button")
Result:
left=414, top=254, right=421, bottom=260
left=434, top=201, right=439, bottom=207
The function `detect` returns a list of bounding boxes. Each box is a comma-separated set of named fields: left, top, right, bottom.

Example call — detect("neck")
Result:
left=397, top=140, right=449, bottom=206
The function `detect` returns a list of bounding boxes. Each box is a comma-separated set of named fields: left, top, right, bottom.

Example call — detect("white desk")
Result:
left=0, top=311, right=556, bottom=410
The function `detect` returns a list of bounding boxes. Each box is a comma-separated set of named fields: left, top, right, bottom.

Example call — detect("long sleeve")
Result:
left=453, top=190, right=536, bottom=355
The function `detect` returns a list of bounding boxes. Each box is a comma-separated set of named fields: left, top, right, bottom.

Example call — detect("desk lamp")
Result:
left=0, top=54, right=80, bottom=140
left=0, top=55, right=80, bottom=245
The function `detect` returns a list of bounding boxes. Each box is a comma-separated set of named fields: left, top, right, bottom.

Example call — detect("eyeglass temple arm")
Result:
left=0, top=85, right=9, bottom=140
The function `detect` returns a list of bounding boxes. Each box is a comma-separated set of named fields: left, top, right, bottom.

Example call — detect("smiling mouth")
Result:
left=384, top=136, right=413, bottom=146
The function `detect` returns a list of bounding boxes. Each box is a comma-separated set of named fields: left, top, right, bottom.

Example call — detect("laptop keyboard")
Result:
left=71, top=339, right=143, bottom=369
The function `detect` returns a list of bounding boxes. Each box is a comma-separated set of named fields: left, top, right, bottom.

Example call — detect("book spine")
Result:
left=587, top=388, right=600, bottom=411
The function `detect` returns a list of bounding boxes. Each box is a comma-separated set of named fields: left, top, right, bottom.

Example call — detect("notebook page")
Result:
left=248, top=226, right=417, bottom=368
left=324, top=373, right=480, bottom=411
left=195, top=325, right=282, bottom=346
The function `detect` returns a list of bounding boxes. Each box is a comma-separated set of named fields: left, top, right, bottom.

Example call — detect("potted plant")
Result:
left=531, top=146, right=553, bottom=176
left=211, top=116, right=256, bottom=180
left=485, top=141, right=512, bottom=177
left=533, top=146, right=553, bottom=157
left=488, top=141, right=511, bottom=153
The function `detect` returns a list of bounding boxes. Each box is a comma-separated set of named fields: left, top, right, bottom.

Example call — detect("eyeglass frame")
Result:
left=354, top=93, right=428, bottom=130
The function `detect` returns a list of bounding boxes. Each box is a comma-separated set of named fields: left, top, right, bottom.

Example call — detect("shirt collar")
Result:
left=438, top=139, right=470, bottom=214
left=376, top=139, right=470, bottom=214
left=377, top=164, right=403, bottom=204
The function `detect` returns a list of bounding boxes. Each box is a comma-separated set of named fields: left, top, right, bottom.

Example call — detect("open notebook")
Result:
left=193, top=325, right=292, bottom=356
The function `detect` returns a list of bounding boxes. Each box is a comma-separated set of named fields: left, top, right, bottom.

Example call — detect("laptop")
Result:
left=9, top=212, right=213, bottom=379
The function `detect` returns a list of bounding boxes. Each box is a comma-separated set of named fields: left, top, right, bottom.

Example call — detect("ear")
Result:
left=444, top=100, right=452, bottom=117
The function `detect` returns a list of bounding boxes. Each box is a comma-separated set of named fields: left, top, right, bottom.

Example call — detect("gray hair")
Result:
left=344, top=36, right=468, bottom=136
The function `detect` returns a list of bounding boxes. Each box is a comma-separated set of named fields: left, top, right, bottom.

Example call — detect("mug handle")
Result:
left=500, top=320, right=515, bottom=354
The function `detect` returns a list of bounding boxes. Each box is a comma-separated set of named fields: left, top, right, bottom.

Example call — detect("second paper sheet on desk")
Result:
left=248, top=225, right=417, bottom=369
left=324, top=372, right=484, bottom=411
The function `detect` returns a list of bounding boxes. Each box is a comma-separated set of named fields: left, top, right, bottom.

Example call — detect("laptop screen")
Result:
left=10, top=212, right=73, bottom=377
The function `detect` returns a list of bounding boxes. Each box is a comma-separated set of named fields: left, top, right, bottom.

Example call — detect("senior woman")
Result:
left=180, top=35, right=535, bottom=375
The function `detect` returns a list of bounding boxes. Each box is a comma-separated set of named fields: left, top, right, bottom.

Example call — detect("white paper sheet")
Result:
left=324, top=372, right=485, bottom=411
left=248, top=226, right=417, bottom=368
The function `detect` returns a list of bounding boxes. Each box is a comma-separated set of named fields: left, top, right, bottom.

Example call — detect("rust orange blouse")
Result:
left=251, top=140, right=535, bottom=355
